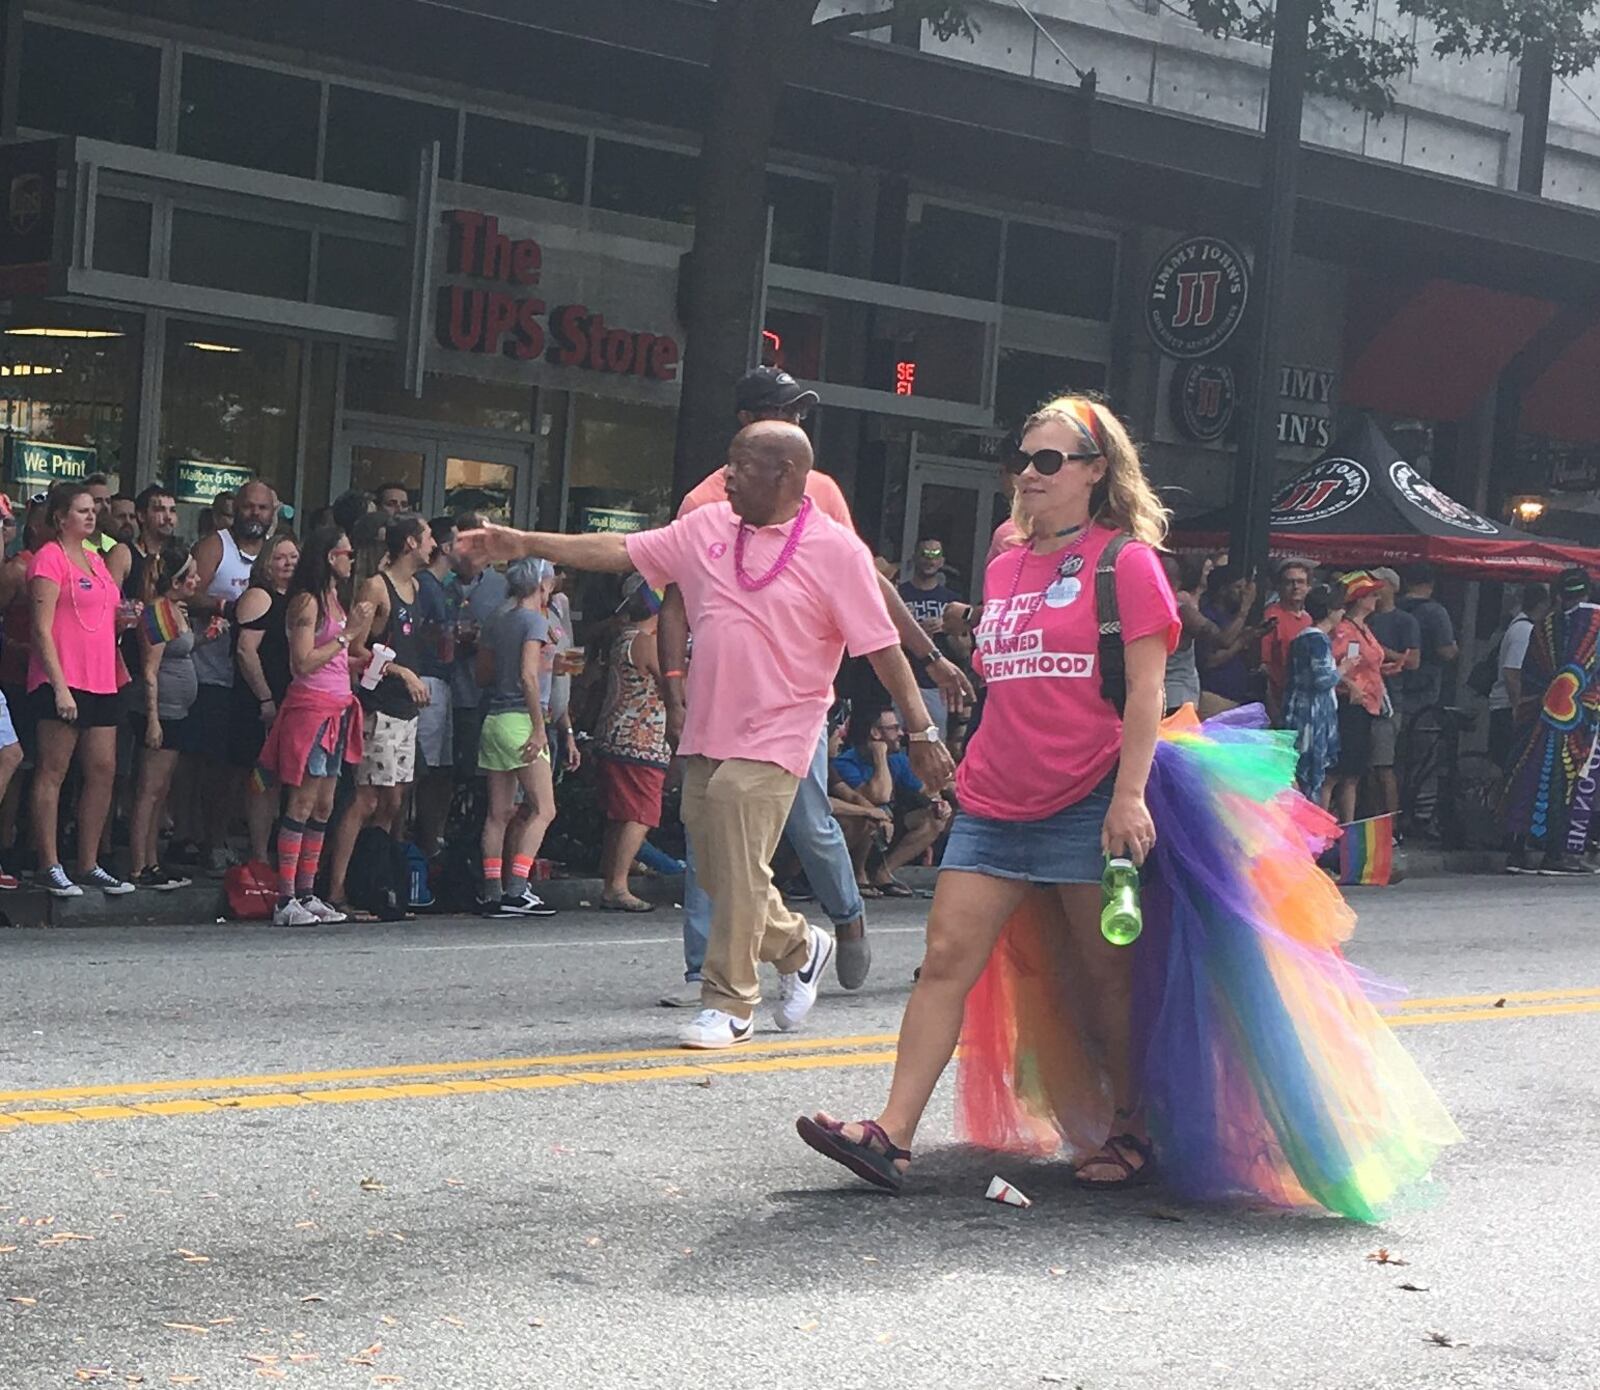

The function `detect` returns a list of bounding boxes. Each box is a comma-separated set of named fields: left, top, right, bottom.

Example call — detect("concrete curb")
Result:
left=1, top=846, right=1510, bottom=929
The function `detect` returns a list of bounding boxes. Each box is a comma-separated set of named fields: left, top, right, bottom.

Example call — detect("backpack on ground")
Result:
left=403, top=841, right=434, bottom=908
left=346, top=826, right=410, bottom=922
left=224, top=860, right=276, bottom=920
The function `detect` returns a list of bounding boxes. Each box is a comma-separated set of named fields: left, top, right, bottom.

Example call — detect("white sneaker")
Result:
left=679, top=1008, right=754, bottom=1050
left=659, top=979, right=705, bottom=1009
left=501, top=888, right=557, bottom=918
left=273, top=898, right=320, bottom=927
left=297, top=895, right=346, bottom=924
left=772, top=924, right=834, bottom=1033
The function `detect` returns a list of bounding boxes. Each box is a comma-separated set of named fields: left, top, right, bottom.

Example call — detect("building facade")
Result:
left=2, top=0, right=1599, bottom=605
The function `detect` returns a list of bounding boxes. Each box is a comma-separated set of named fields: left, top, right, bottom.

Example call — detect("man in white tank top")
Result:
left=184, top=480, right=278, bottom=871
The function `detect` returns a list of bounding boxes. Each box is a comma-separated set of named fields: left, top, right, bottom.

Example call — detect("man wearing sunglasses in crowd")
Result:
left=897, top=539, right=968, bottom=743
left=657, top=367, right=975, bottom=1000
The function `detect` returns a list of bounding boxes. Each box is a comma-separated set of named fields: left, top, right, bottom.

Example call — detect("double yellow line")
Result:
left=1, top=987, right=1595, bottom=1133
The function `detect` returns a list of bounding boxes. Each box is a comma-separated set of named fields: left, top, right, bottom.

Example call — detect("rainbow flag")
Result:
left=1338, top=814, right=1394, bottom=886
left=140, top=597, right=182, bottom=645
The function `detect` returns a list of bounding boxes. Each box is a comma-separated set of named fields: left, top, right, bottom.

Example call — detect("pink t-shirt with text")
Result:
left=27, top=540, right=123, bottom=695
left=957, top=526, right=1179, bottom=821
left=626, top=501, right=896, bottom=778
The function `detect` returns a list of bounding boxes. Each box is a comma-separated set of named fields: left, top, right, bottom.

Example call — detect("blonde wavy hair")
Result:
left=1010, top=395, right=1169, bottom=548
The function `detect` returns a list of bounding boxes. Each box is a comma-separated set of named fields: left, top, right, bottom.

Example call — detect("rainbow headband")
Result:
left=1065, top=399, right=1107, bottom=456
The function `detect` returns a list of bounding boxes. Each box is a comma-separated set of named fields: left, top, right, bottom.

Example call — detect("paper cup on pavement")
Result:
left=985, top=1176, right=1031, bottom=1208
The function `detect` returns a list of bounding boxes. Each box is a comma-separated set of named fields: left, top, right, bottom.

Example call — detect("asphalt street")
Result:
left=2, top=875, right=1598, bottom=1390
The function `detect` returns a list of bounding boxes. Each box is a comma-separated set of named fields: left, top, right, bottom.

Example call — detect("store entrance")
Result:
left=339, top=425, right=534, bottom=524
left=901, top=451, right=1011, bottom=604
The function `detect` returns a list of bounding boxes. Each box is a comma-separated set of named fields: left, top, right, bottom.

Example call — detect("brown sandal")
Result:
left=1072, top=1133, right=1156, bottom=1189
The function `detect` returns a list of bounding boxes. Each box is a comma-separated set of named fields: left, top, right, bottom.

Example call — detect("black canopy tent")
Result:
left=1172, top=418, right=1600, bottom=579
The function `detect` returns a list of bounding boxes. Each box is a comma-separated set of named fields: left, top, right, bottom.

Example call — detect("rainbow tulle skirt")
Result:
left=956, top=706, right=1461, bottom=1222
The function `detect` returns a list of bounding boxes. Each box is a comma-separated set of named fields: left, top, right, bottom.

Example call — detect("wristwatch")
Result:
left=906, top=725, right=943, bottom=745
left=911, top=649, right=939, bottom=672
left=337, top=633, right=350, bottom=648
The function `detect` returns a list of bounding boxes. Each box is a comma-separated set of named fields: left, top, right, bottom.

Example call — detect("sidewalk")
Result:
left=0, top=846, right=1512, bottom=928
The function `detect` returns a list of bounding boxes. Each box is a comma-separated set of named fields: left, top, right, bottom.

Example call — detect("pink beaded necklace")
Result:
left=61, top=541, right=110, bottom=634
left=733, top=495, right=812, bottom=592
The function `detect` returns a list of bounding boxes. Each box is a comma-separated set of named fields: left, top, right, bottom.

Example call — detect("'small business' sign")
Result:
left=434, top=209, right=682, bottom=384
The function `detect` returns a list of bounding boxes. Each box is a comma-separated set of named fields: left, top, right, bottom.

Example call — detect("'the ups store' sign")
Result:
left=434, top=209, right=682, bottom=381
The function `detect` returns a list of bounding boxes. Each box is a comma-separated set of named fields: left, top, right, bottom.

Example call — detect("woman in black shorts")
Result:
left=27, top=482, right=139, bottom=897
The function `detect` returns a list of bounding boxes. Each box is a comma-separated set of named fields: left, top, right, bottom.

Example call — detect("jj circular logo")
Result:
left=1269, top=457, right=1369, bottom=526
left=1389, top=461, right=1498, bottom=534
left=1170, top=362, right=1237, bottom=443
left=1146, top=236, right=1250, bottom=359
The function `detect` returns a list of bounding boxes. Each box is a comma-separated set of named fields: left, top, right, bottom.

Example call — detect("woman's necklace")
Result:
left=734, top=495, right=812, bottom=592
left=1002, top=522, right=1092, bottom=609
left=63, top=541, right=108, bottom=633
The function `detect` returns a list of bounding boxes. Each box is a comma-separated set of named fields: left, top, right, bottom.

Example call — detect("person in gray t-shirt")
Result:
left=474, top=558, right=558, bottom=920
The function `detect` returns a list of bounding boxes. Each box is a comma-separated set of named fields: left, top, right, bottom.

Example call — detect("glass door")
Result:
left=341, top=427, right=534, bottom=524
left=902, top=456, right=1009, bottom=604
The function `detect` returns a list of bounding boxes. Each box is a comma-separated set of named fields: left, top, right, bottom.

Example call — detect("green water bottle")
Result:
left=1100, top=856, right=1143, bottom=947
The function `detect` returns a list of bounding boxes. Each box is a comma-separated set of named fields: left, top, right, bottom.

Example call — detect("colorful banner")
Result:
left=1565, top=737, right=1600, bottom=856
left=1338, top=814, right=1394, bottom=887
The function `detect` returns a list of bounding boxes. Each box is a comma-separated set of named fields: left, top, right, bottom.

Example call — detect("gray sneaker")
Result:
left=659, top=978, right=704, bottom=1009
left=834, top=916, right=871, bottom=991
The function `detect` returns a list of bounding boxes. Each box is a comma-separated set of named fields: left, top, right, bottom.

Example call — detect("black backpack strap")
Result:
left=1095, top=534, right=1135, bottom=716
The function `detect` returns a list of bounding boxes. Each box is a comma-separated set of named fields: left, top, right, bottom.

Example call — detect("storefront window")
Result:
left=315, top=236, right=409, bottom=316
left=94, top=198, right=152, bottom=278
left=995, top=349, right=1106, bottom=430
left=19, top=21, right=159, bottom=146
left=769, top=173, right=833, bottom=271
left=566, top=395, right=675, bottom=528
left=345, top=353, right=532, bottom=433
left=907, top=204, right=1001, bottom=302
left=461, top=114, right=587, bottom=203
left=0, top=304, right=143, bottom=498
left=762, top=308, right=825, bottom=380
left=178, top=54, right=321, bottom=179
left=591, top=139, right=698, bottom=224
left=1002, top=223, right=1116, bottom=320
left=170, top=210, right=311, bottom=302
left=444, top=456, right=517, bottom=522
left=324, top=86, right=459, bottom=193
left=160, top=325, right=303, bottom=507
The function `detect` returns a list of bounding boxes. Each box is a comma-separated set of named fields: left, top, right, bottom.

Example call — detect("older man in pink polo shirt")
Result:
left=460, top=421, right=953, bottom=1048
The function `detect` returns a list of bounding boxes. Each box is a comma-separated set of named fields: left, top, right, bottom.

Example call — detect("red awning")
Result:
left=1342, top=278, right=1555, bottom=422
left=1520, top=319, right=1600, bottom=442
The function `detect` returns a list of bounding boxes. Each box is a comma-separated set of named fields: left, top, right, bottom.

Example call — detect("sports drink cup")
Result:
left=361, top=643, right=396, bottom=690
left=1100, top=855, right=1143, bottom=947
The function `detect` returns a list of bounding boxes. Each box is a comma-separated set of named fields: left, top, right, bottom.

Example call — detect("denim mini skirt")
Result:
left=940, top=775, right=1115, bottom=885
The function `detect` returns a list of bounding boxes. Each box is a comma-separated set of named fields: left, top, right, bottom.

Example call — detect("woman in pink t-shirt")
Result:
left=28, top=482, right=140, bottom=898
left=1327, top=571, right=1388, bottom=826
left=801, top=396, right=1178, bottom=1191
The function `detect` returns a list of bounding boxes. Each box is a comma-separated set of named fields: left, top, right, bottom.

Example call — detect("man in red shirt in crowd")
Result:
left=1260, top=559, right=1315, bottom=722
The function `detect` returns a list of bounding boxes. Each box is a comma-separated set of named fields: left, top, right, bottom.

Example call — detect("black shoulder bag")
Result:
left=1094, top=534, right=1136, bottom=717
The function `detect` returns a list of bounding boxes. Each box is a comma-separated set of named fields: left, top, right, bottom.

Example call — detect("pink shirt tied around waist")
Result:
left=957, top=525, right=1179, bottom=822
left=259, top=596, right=363, bottom=785
left=625, top=501, right=898, bottom=779
left=27, top=540, right=123, bottom=695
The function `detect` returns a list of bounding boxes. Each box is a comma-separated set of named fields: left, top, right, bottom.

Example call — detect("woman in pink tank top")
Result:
left=256, top=527, right=376, bottom=927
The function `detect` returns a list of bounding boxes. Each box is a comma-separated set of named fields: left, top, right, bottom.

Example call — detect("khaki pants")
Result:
left=679, top=755, right=811, bottom=1017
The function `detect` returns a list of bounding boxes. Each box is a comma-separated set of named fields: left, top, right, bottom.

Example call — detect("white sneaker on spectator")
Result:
left=772, top=924, right=834, bottom=1032
left=501, top=888, right=557, bottom=917
left=298, top=895, right=347, bottom=924
left=273, top=898, right=319, bottom=927
left=679, top=1008, right=754, bottom=1050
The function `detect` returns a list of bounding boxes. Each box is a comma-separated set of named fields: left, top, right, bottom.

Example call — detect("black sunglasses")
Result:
left=1004, top=447, right=1101, bottom=477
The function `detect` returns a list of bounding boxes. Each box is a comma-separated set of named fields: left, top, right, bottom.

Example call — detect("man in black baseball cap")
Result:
left=736, top=366, right=820, bottom=423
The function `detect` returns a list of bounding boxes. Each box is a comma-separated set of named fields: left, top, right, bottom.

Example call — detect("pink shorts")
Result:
left=598, top=757, right=666, bottom=828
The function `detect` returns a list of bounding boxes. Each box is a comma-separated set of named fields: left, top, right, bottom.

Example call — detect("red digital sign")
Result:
left=895, top=361, right=917, bottom=396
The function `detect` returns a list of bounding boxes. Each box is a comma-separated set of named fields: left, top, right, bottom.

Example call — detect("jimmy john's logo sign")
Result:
left=1390, top=461, right=1498, bottom=534
left=1170, top=362, right=1237, bottom=443
left=1269, top=458, right=1369, bottom=526
left=435, top=209, right=682, bottom=382
left=1146, top=236, right=1249, bottom=359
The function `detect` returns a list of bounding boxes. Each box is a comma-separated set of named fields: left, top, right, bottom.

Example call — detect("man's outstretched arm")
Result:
left=456, top=522, right=633, bottom=573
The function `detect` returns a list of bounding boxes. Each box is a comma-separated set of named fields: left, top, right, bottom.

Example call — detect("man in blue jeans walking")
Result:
left=658, top=369, right=972, bottom=1002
